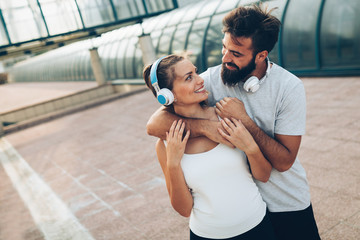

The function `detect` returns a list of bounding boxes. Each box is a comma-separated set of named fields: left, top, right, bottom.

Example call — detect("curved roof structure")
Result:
left=0, top=0, right=178, bottom=59
left=8, top=0, right=360, bottom=83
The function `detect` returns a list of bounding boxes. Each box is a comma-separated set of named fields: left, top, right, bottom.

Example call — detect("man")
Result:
left=146, top=4, right=320, bottom=240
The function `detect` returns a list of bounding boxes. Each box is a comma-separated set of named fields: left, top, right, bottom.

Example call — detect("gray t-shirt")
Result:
left=201, top=62, right=310, bottom=212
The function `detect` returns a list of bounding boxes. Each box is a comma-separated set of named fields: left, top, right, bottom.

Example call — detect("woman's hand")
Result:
left=218, top=117, right=257, bottom=153
left=166, top=119, right=190, bottom=168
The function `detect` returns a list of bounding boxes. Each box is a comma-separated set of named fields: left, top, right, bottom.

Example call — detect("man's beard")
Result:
left=221, top=56, right=256, bottom=86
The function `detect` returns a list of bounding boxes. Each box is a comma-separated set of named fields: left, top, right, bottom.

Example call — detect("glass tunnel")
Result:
left=8, top=0, right=360, bottom=83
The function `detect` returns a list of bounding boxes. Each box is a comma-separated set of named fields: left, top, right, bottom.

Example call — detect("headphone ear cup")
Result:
left=243, top=76, right=260, bottom=93
left=157, top=88, right=174, bottom=105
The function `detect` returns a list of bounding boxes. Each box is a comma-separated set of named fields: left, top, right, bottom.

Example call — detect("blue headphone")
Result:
left=150, top=56, right=175, bottom=105
left=243, top=57, right=271, bottom=93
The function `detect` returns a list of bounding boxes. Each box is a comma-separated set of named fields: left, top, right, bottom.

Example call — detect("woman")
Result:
left=144, top=54, right=276, bottom=240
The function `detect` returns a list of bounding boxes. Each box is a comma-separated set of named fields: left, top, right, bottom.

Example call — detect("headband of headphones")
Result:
left=150, top=56, right=166, bottom=89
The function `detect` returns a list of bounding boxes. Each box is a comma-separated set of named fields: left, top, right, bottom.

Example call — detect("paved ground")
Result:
left=0, top=82, right=97, bottom=113
left=0, top=77, right=359, bottom=240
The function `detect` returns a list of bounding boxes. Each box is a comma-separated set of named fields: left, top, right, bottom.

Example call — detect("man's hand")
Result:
left=202, top=120, right=234, bottom=148
left=218, top=118, right=257, bottom=153
left=215, top=97, right=248, bottom=121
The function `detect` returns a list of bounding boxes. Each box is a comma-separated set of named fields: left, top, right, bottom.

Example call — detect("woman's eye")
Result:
left=186, top=75, right=193, bottom=81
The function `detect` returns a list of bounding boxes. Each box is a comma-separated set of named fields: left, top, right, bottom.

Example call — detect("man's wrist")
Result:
left=186, top=118, right=206, bottom=138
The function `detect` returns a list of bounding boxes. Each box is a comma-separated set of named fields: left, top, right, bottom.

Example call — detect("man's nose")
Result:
left=222, top=49, right=231, bottom=62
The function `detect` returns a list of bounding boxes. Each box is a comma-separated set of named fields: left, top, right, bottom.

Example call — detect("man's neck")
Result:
left=250, top=59, right=268, bottom=80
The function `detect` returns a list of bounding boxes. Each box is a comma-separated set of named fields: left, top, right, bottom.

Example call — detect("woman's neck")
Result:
left=174, top=104, right=214, bottom=120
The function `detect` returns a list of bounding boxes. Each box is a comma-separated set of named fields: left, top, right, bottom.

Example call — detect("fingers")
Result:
left=217, top=128, right=235, bottom=148
left=183, top=130, right=190, bottom=143
left=215, top=102, right=223, bottom=110
left=218, top=128, right=229, bottom=139
left=168, top=119, right=189, bottom=142
left=174, top=119, right=183, bottom=139
left=221, top=118, right=236, bottom=133
left=168, top=120, right=176, bottom=139
left=178, top=121, right=187, bottom=141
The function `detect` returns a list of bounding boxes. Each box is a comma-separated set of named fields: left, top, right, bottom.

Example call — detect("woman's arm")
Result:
left=155, top=120, right=193, bottom=217
left=219, top=118, right=272, bottom=182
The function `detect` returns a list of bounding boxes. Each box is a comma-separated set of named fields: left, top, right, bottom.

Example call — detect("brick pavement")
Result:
left=0, top=82, right=97, bottom=114
left=0, top=77, right=359, bottom=240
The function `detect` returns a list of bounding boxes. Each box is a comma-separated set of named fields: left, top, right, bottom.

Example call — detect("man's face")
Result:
left=221, top=32, right=257, bottom=86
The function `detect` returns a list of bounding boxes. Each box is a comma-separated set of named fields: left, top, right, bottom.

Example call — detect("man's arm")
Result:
left=146, top=106, right=233, bottom=147
left=216, top=97, right=300, bottom=172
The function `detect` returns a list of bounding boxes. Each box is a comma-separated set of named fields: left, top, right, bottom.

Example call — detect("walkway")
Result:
left=0, top=77, right=359, bottom=239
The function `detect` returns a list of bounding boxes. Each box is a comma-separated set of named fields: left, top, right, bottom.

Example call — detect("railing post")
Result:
left=138, top=33, right=157, bottom=67
left=0, top=121, right=4, bottom=137
left=89, top=47, right=107, bottom=86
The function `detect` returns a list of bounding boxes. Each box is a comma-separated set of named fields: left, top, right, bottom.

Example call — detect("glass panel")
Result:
left=152, top=11, right=172, bottom=30
left=321, top=0, right=360, bottom=68
left=1, top=0, right=47, bottom=43
left=282, top=0, right=322, bottom=69
left=237, top=0, right=258, bottom=7
left=157, top=26, right=176, bottom=56
left=115, top=39, right=129, bottom=79
left=142, top=15, right=162, bottom=33
left=112, top=0, right=145, bottom=20
left=124, top=37, right=137, bottom=78
left=70, top=53, right=79, bottom=80
left=0, top=14, right=8, bottom=45
left=186, top=18, right=210, bottom=70
left=101, top=41, right=118, bottom=80
left=204, top=13, right=226, bottom=69
left=39, top=0, right=83, bottom=35
left=166, top=7, right=187, bottom=27
left=171, top=22, right=191, bottom=54
left=180, top=1, right=207, bottom=23
left=196, top=0, right=220, bottom=19
left=150, top=30, right=161, bottom=54
left=76, top=0, right=115, bottom=27
left=263, top=0, right=287, bottom=65
left=145, top=0, right=175, bottom=14
left=216, top=0, right=240, bottom=14
left=134, top=46, right=143, bottom=78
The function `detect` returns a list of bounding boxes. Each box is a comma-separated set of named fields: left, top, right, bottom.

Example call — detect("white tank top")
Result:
left=181, top=143, right=266, bottom=239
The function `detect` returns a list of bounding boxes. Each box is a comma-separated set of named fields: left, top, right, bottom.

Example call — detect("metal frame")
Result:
left=0, top=0, right=178, bottom=50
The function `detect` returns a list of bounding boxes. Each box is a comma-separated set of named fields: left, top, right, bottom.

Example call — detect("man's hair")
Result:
left=222, top=4, right=281, bottom=54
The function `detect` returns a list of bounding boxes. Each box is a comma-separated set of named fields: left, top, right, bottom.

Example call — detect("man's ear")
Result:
left=255, top=50, right=268, bottom=63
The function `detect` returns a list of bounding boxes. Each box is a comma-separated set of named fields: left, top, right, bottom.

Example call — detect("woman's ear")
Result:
left=172, top=92, right=177, bottom=103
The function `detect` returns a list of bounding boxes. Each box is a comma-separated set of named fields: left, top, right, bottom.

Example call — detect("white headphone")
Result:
left=150, top=56, right=175, bottom=105
left=243, top=58, right=271, bottom=93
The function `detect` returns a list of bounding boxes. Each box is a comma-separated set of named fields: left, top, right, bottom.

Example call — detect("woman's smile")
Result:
left=195, top=85, right=206, bottom=93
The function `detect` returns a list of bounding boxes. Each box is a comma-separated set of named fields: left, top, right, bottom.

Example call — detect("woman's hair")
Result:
left=143, top=54, right=184, bottom=99
left=144, top=54, right=208, bottom=108
left=222, top=4, right=281, bottom=54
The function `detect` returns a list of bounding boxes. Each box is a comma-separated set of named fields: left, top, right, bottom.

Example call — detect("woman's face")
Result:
left=171, top=59, right=208, bottom=106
